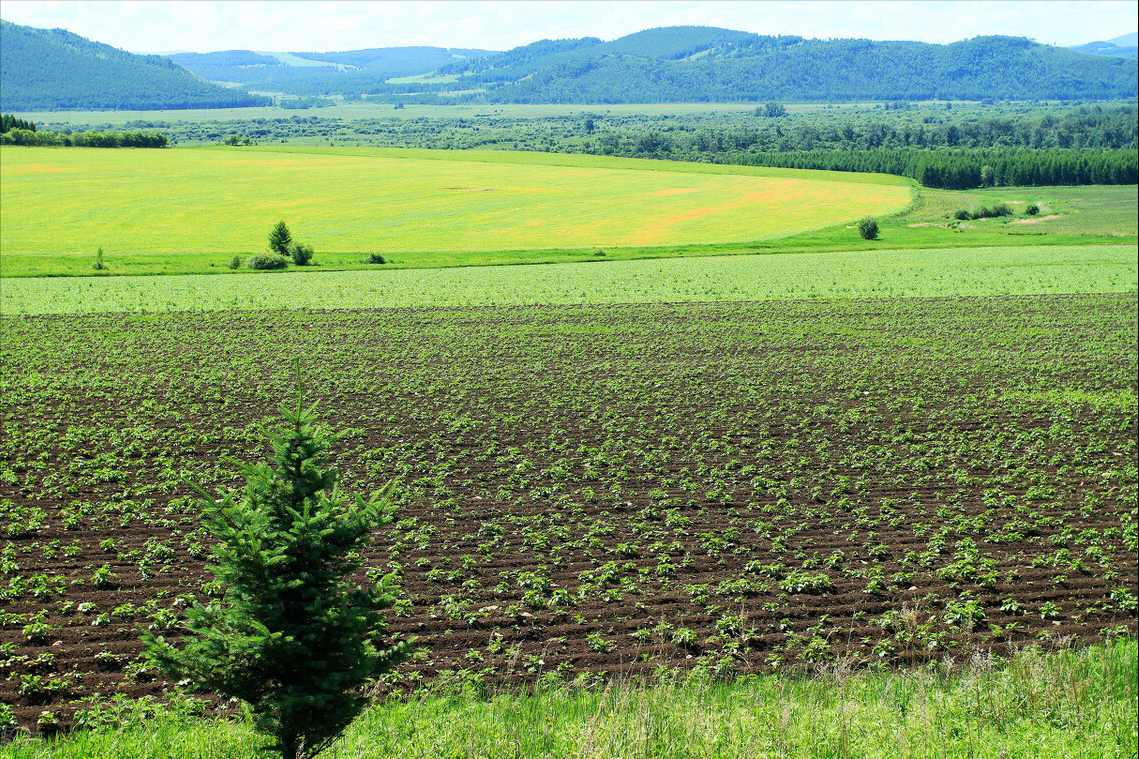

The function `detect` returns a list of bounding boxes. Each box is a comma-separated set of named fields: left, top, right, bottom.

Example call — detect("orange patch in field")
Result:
left=629, top=205, right=730, bottom=245
left=659, top=206, right=721, bottom=224
left=650, top=187, right=703, bottom=196
left=10, top=165, right=69, bottom=174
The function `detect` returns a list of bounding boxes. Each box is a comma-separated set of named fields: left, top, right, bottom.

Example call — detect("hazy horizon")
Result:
left=1, top=0, right=1136, bottom=55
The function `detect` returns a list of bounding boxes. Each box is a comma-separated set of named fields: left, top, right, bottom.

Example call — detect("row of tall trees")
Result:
left=77, top=102, right=1135, bottom=156
left=0, top=113, right=36, bottom=133
left=0, top=124, right=168, bottom=147
left=727, top=146, right=1137, bottom=189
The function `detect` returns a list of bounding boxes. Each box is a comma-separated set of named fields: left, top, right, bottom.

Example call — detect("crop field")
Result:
left=0, top=146, right=911, bottom=259
left=0, top=292, right=1135, bottom=729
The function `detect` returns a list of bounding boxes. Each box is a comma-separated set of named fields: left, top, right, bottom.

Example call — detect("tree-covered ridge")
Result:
left=5, top=21, right=1136, bottom=109
left=0, top=20, right=271, bottom=111
left=165, top=46, right=498, bottom=94
left=1068, top=32, right=1138, bottom=59
left=290, top=46, right=495, bottom=71
left=170, top=50, right=285, bottom=68
left=426, top=30, right=1138, bottom=104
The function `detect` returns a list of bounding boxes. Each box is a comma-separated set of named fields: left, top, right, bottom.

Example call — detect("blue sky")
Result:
left=1, top=0, right=1136, bottom=53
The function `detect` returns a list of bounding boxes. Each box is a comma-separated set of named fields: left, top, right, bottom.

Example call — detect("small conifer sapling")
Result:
left=268, top=220, right=292, bottom=256
left=145, top=363, right=410, bottom=759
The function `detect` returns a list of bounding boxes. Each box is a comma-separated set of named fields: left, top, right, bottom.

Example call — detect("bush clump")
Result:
left=1025, top=203, right=1040, bottom=216
left=954, top=204, right=1013, bottom=221
left=366, top=252, right=386, bottom=264
left=289, top=242, right=314, bottom=266
left=857, top=217, right=879, bottom=240
left=246, top=254, right=288, bottom=270
left=227, top=255, right=243, bottom=270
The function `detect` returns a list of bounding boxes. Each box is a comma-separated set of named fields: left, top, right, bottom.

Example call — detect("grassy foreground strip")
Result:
left=3, top=244, right=1136, bottom=316
left=5, top=639, right=1135, bottom=758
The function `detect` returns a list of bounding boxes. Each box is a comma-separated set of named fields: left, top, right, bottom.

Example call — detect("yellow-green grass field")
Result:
left=0, top=145, right=911, bottom=262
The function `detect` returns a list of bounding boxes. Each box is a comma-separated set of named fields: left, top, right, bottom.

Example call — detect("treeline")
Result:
left=25, top=102, right=1135, bottom=187
left=1, top=114, right=36, bottom=133
left=722, top=147, right=1138, bottom=189
left=598, top=105, right=1138, bottom=155
left=77, top=101, right=1134, bottom=154
left=0, top=126, right=168, bottom=148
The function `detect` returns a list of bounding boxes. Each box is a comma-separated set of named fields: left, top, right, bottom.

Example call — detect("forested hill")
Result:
left=1068, top=32, right=1138, bottom=58
left=165, top=46, right=498, bottom=96
left=0, top=20, right=270, bottom=111
left=427, top=27, right=1139, bottom=104
left=3, top=21, right=1136, bottom=110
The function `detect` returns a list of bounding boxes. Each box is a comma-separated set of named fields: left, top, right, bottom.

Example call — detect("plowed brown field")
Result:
left=1, top=293, right=1135, bottom=728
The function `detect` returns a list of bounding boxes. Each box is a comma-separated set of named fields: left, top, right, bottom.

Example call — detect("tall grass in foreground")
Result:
left=5, top=638, right=1135, bottom=759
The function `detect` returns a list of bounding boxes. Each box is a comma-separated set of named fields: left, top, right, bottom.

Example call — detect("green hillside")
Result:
left=426, top=27, right=1138, bottom=104
left=0, top=20, right=271, bottom=111
left=1068, top=32, right=1138, bottom=58
left=166, top=46, right=498, bottom=95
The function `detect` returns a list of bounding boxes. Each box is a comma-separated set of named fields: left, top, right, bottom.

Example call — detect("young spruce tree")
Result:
left=145, top=366, right=409, bottom=759
left=268, top=220, right=292, bottom=256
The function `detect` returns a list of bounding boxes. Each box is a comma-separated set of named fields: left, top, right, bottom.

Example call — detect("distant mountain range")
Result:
left=1, top=20, right=1136, bottom=112
left=1067, top=32, right=1138, bottom=58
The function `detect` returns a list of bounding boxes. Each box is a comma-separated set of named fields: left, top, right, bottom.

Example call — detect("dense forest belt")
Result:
left=0, top=128, right=168, bottom=148
left=724, top=146, right=1138, bottom=189
left=31, top=101, right=1133, bottom=190
left=1, top=294, right=1135, bottom=728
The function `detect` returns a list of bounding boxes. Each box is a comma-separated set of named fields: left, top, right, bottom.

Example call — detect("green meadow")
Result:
left=2, top=244, right=1134, bottom=316
left=0, top=145, right=910, bottom=260
left=4, top=144, right=1135, bottom=279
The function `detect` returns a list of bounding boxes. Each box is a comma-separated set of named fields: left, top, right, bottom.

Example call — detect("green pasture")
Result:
left=2, top=244, right=1133, bottom=316
left=0, top=145, right=911, bottom=262
left=3, top=143, right=1135, bottom=279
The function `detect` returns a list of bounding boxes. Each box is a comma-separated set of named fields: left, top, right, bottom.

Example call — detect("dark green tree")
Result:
left=268, top=221, right=292, bottom=256
left=857, top=217, right=879, bottom=240
left=144, top=367, right=410, bottom=759
left=289, top=241, right=314, bottom=266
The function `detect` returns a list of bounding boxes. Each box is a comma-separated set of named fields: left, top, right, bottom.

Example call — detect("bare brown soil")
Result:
left=0, top=294, right=1135, bottom=730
